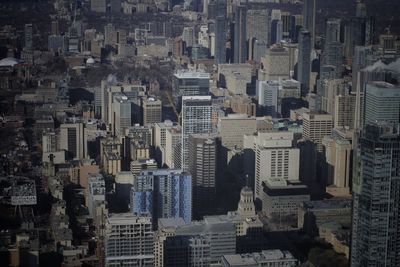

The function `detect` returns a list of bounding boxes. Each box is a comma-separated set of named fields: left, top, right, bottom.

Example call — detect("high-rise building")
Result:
left=246, top=10, right=270, bottom=52
left=243, top=132, right=300, bottom=200
left=221, top=250, right=298, bottom=267
left=234, top=5, right=247, bottom=63
left=351, top=123, right=400, bottom=266
left=181, top=96, right=212, bottom=171
left=130, top=169, right=192, bottom=223
left=364, top=82, right=400, bottom=125
left=105, top=213, right=154, bottom=266
left=112, top=93, right=132, bottom=137
left=297, top=30, right=312, bottom=97
left=182, top=26, right=195, bottom=48
left=302, top=111, right=334, bottom=152
left=59, top=122, right=85, bottom=159
left=302, top=0, right=315, bottom=46
left=142, top=97, right=162, bottom=126
left=188, top=134, right=217, bottom=219
left=165, top=127, right=182, bottom=169
left=218, top=114, right=256, bottom=150
left=257, top=80, right=279, bottom=116
left=215, top=16, right=227, bottom=64
left=321, top=18, right=344, bottom=78
left=87, top=173, right=106, bottom=227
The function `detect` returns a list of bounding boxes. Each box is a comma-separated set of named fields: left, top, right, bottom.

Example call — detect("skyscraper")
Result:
left=188, top=134, right=217, bottom=219
left=215, top=16, right=227, bottom=64
left=297, top=30, right=312, bottom=97
left=364, top=82, right=400, bottom=125
left=234, top=5, right=247, bottom=63
left=351, top=123, right=400, bottom=266
left=302, top=0, right=315, bottom=46
left=181, top=96, right=212, bottom=171
left=142, top=97, right=162, bottom=126
left=59, top=122, right=85, bottom=159
left=322, top=18, right=344, bottom=78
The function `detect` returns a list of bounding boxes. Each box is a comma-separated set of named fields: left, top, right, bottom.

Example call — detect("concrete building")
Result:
left=181, top=96, right=212, bottom=171
left=218, top=114, right=256, bottom=150
left=246, top=9, right=270, bottom=45
left=334, top=91, right=358, bottom=129
left=322, top=135, right=352, bottom=195
left=297, top=30, right=312, bottom=97
left=302, top=111, right=333, bottom=152
left=351, top=123, right=400, bottom=266
left=302, top=0, right=316, bottom=46
left=142, top=97, right=162, bottom=126
left=188, top=134, right=217, bottom=219
left=261, top=179, right=310, bottom=218
left=105, top=213, right=154, bottom=266
left=165, top=126, right=182, bottom=169
left=258, top=44, right=290, bottom=81
left=59, top=122, right=85, bottom=159
left=234, top=5, right=247, bottom=63
left=245, top=131, right=300, bottom=199
left=221, top=249, right=298, bottom=267
left=112, top=93, right=132, bottom=137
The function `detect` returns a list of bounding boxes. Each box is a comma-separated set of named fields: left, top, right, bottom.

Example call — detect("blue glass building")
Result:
left=130, top=169, right=192, bottom=224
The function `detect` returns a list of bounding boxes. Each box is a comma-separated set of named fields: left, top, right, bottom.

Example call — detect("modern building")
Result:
left=86, top=173, right=106, bottom=217
left=257, top=80, right=279, bottom=116
left=297, top=30, right=312, bottom=97
left=172, top=72, right=210, bottom=96
left=112, top=93, right=132, bottom=137
left=215, top=16, right=227, bottom=64
left=105, top=213, right=154, bottom=266
left=364, top=82, right=400, bottom=125
left=181, top=96, right=212, bottom=171
left=234, top=5, right=247, bottom=63
left=188, top=134, right=217, bottom=219
left=165, top=126, right=182, bottom=169
left=302, top=0, right=315, bottom=46
left=130, top=169, right=192, bottom=224
left=351, top=123, right=400, bottom=266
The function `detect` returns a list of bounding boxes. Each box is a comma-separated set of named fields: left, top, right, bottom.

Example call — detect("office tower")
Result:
left=243, top=132, right=299, bottom=199
left=104, top=23, right=116, bottom=46
left=258, top=44, right=291, bottom=81
left=105, top=213, right=154, bottom=266
left=112, top=93, right=132, bottom=137
left=181, top=96, right=212, bottom=171
left=215, top=16, right=227, bottom=64
left=257, top=80, right=279, bottom=116
left=59, top=122, right=85, bottom=159
left=282, top=12, right=296, bottom=40
left=298, top=30, right=312, bottom=97
left=182, top=26, right=195, bottom=48
left=51, top=20, right=59, bottom=35
left=343, top=16, right=374, bottom=61
left=247, top=10, right=270, bottom=55
left=302, top=111, right=334, bottom=152
left=218, top=114, right=256, bottom=150
left=131, top=169, right=192, bottom=223
left=154, top=120, right=175, bottom=165
left=172, top=71, right=210, bottom=96
left=356, top=0, right=367, bottom=18
left=271, top=19, right=283, bottom=45
left=188, top=134, right=217, bottom=219
left=351, top=123, right=400, bottom=267
left=87, top=173, right=106, bottom=218
left=302, top=0, right=315, bottom=46
left=142, top=97, right=162, bottom=126
left=322, top=19, right=344, bottom=78
left=234, top=5, right=247, bottom=63
left=319, top=79, right=347, bottom=118
left=91, top=0, right=106, bottom=12
left=364, top=82, right=400, bottom=125
left=165, top=127, right=182, bottom=169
